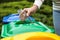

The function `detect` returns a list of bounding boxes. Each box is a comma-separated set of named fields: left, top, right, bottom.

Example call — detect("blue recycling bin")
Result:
left=3, top=13, right=35, bottom=23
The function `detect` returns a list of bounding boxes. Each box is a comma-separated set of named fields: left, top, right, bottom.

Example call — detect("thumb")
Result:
left=26, top=10, right=30, bottom=17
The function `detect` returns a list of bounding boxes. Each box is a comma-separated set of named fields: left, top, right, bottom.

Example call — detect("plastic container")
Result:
left=3, top=13, right=35, bottom=23
left=1, top=32, right=60, bottom=40
left=1, top=20, right=55, bottom=37
left=3, top=13, right=19, bottom=23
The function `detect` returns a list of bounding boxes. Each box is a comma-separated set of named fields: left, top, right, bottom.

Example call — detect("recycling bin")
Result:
left=1, top=32, right=60, bottom=40
left=1, top=20, right=55, bottom=37
left=3, top=13, right=35, bottom=23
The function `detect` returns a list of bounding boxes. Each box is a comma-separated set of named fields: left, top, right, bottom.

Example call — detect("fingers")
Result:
left=27, top=10, right=30, bottom=16
left=22, top=8, right=31, bottom=17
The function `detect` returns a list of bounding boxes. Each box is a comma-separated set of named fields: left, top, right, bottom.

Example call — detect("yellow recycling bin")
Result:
left=1, top=32, right=60, bottom=40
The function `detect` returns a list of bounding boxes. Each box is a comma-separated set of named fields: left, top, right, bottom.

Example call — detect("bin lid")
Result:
left=1, top=20, right=55, bottom=37
left=3, top=13, right=35, bottom=23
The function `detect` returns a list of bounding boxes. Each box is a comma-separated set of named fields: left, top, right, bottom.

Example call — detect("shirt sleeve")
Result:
left=34, top=0, right=44, bottom=9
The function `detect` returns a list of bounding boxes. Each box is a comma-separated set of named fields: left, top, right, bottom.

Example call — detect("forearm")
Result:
left=30, top=0, right=44, bottom=13
left=30, top=5, right=38, bottom=13
left=34, top=0, right=44, bottom=9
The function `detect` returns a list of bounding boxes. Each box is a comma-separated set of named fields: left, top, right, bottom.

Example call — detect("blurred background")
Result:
left=0, top=0, right=52, bottom=39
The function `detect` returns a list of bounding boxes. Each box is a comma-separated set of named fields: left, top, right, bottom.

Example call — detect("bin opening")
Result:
left=27, top=36, right=55, bottom=40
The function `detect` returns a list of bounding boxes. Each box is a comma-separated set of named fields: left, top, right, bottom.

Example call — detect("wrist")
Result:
left=30, top=5, right=38, bottom=13
left=32, top=5, right=38, bottom=10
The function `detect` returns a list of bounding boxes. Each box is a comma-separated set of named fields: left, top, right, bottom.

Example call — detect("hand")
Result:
left=20, top=5, right=38, bottom=21
left=21, top=5, right=38, bottom=17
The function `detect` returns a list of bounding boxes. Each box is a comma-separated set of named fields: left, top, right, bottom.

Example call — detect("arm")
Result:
left=21, top=0, right=44, bottom=16
left=34, top=0, right=44, bottom=9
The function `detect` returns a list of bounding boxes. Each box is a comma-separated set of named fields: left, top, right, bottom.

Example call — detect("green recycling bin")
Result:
left=1, top=20, right=55, bottom=37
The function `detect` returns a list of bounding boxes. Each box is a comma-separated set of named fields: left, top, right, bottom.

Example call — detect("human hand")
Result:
left=20, top=5, right=38, bottom=21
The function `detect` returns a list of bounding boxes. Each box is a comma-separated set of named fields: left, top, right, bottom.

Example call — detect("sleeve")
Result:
left=34, top=0, right=44, bottom=9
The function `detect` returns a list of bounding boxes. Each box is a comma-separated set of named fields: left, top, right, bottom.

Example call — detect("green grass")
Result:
left=0, top=1, right=33, bottom=17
